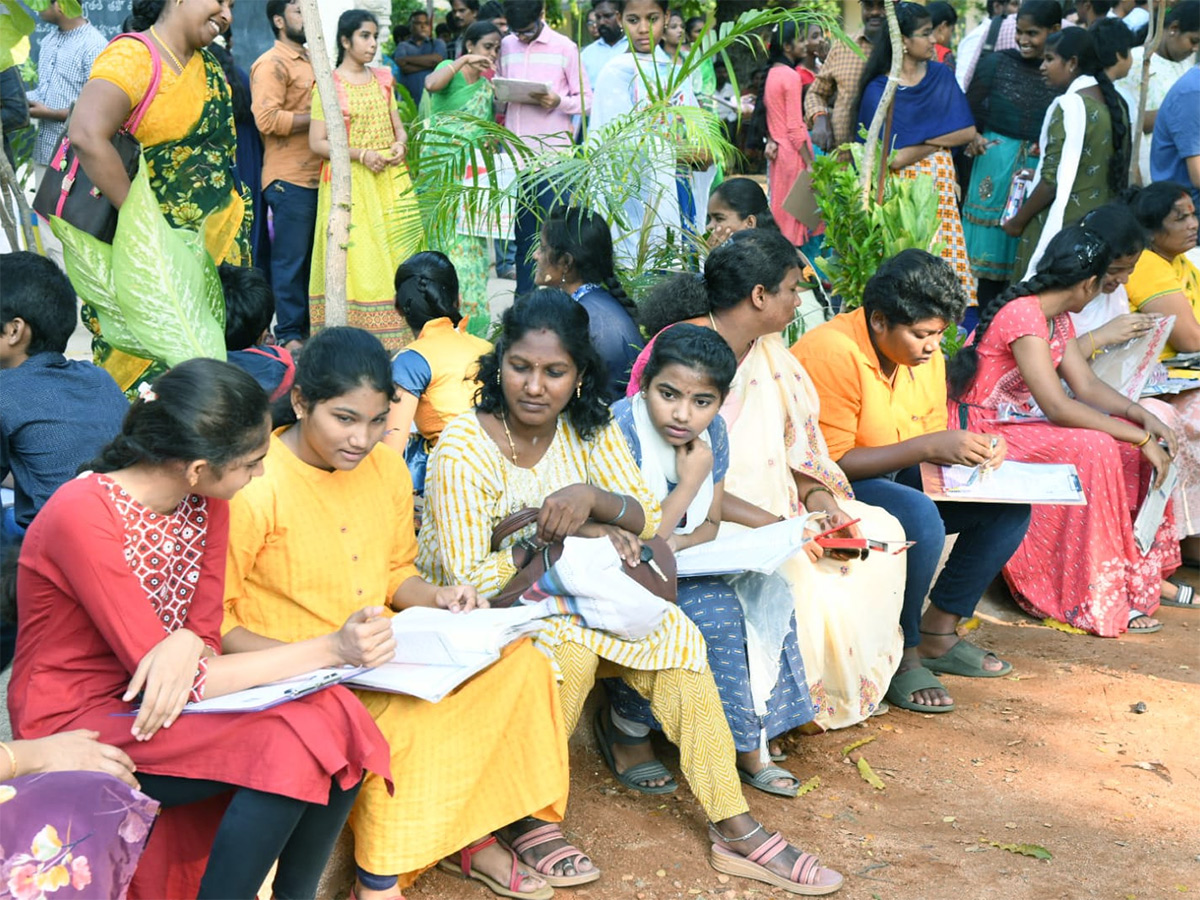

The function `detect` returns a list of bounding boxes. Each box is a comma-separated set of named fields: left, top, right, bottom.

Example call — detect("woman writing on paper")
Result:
left=9, top=359, right=393, bottom=900
left=627, top=229, right=907, bottom=728
left=948, top=226, right=1182, bottom=636
left=606, top=324, right=815, bottom=796
left=1073, top=200, right=1200, bottom=560
left=419, top=290, right=844, bottom=895
left=222, top=327, right=569, bottom=900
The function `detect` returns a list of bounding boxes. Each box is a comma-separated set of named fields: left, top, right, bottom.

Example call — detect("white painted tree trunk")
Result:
left=860, top=1, right=903, bottom=203
left=300, top=0, right=349, bottom=327
left=1130, top=0, right=1166, bottom=187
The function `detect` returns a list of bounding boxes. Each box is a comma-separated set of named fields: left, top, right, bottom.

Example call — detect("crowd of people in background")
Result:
left=1, top=0, right=1198, bottom=897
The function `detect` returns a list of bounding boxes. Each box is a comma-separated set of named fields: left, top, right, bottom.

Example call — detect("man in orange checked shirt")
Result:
left=793, top=250, right=1030, bottom=718
left=804, top=0, right=888, bottom=151
left=250, top=0, right=322, bottom=355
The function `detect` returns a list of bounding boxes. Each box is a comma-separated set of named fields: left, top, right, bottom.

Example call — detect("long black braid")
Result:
left=947, top=225, right=1112, bottom=399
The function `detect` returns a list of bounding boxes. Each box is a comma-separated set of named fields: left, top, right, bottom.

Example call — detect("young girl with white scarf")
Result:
left=600, top=324, right=819, bottom=799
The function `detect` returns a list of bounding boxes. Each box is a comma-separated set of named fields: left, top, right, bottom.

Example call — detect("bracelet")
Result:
left=801, top=485, right=833, bottom=507
left=1088, top=333, right=1097, bottom=359
left=0, top=741, right=16, bottom=780
left=604, top=493, right=628, bottom=525
left=1134, top=431, right=1152, bottom=447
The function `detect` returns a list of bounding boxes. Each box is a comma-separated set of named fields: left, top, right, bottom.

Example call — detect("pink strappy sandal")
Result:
left=436, top=835, right=554, bottom=899
left=497, top=822, right=601, bottom=887
left=708, top=825, right=843, bottom=896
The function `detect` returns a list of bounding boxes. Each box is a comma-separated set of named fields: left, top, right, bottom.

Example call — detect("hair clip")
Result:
left=136, top=382, right=158, bottom=403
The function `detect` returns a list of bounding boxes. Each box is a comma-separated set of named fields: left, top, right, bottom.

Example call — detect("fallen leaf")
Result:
left=960, top=616, right=981, bottom=631
left=1005, top=822, right=1018, bottom=829
left=857, top=757, right=886, bottom=790
left=842, top=735, right=877, bottom=756
left=943, top=816, right=957, bottom=823
left=1124, top=761, right=1172, bottom=783
left=965, top=845, right=988, bottom=852
left=1041, top=618, right=1088, bottom=634
left=796, top=775, right=820, bottom=796
left=986, top=841, right=1053, bottom=860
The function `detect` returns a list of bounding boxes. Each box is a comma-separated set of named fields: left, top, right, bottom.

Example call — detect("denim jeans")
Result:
left=852, top=465, right=1031, bottom=648
left=513, top=175, right=557, bottom=295
left=264, top=180, right=318, bottom=345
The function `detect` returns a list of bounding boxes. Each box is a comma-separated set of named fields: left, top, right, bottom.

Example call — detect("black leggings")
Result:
left=137, top=773, right=361, bottom=900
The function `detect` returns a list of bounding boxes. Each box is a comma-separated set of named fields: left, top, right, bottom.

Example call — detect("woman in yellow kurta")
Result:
left=417, top=289, right=844, bottom=896
left=68, top=0, right=252, bottom=393
left=222, top=326, right=568, bottom=900
left=308, top=10, right=422, bottom=353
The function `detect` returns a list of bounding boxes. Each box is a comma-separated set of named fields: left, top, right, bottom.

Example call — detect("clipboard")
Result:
left=920, top=461, right=1087, bottom=505
left=492, top=77, right=552, bottom=104
left=781, top=168, right=822, bottom=232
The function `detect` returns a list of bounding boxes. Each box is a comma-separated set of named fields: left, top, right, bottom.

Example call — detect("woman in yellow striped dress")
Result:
left=417, top=289, right=845, bottom=896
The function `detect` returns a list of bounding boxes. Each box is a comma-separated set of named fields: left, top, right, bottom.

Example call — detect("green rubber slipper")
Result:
left=885, top=666, right=956, bottom=714
left=921, top=639, right=1012, bottom=678
left=738, top=763, right=801, bottom=798
left=592, top=706, right=678, bottom=795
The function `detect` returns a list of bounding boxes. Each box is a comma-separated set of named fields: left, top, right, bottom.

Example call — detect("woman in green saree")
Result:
left=422, top=20, right=503, bottom=335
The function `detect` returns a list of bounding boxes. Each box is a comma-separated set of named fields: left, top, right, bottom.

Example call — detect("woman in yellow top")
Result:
left=222, top=327, right=569, bottom=900
left=69, top=0, right=252, bottom=392
left=309, top=10, right=422, bottom=353
left=384, top=252, right=492, bottom=494
left=1126, top=182, right=1200, bottom=358
left=418, top=290, right=845, bottom=896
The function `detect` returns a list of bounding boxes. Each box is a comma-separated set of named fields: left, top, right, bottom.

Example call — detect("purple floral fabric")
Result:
left=0, top=771, right=159, bottom=900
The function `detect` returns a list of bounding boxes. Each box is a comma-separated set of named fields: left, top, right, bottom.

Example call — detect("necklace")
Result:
left=500, top=411, right=519, bottom=464
left=151, top=26, right=187, bottom=73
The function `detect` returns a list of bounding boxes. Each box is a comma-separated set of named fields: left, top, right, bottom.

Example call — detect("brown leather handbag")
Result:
left=488, top=508, right=678, bottom=608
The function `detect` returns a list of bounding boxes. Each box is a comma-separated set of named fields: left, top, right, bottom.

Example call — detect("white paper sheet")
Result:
left=1133, top=465, right=1177, bottom=556
left=935, top=461, right=1084, bottom=504
left=674, top=514, right=823, bottom=577
left=492, top=77, right=552, bottom=104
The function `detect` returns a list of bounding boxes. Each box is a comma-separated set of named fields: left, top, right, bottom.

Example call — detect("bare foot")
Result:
left=735, top=750, right=797, bottom=790
left=498, top=818, right=597, bottom=881
left=455, top=837, right=547, bottom=895
left=1128, top=613, right=1162, bottom=630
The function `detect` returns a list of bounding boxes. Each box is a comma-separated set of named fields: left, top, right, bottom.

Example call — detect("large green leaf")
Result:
left=110, top=160, right=225, bottom=367
left=0, top=0, right=35, bottom=71
left=49, top=216, right=150, bottom=358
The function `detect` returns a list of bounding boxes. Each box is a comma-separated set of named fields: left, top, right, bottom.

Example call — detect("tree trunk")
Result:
left=299, top=0, right=350, bottom=327
left=1130, top=0, right=1166, bottom=187
left=860, top=0, right=902, bottom=203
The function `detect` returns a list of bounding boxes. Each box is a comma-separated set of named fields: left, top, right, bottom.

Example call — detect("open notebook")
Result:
left=174, top=606, right=547, bottom=713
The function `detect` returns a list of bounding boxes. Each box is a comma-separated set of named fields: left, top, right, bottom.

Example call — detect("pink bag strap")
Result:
left=111, top=32, right=165, bottom=135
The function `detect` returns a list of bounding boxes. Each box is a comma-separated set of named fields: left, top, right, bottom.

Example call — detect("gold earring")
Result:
left=575, top=383, right=582, bottom=399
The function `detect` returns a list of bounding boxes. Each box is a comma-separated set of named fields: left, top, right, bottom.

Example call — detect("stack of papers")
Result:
left=674, top=515, right=823, bottom=577
left=921, top=461, right=1086, bottom=505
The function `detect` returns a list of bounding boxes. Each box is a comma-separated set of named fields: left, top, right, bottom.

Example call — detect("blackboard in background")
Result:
left=27, top=0, right=275, bottom=77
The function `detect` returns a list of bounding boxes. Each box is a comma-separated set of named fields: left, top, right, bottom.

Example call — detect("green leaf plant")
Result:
left=50, top=156, right=226, bottom=367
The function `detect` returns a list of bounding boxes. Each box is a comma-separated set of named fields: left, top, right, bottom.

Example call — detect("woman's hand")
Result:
left=26, top=731, right=140, bottom=790
left=458, top=53, right=493, bottom=73
left=764, top=137, right=779, bottom=161
left=124, top=629, right=206, bottom=742
left=1001, top=217, right=1025, bottom=238
left=386, top=141, right=407, bottom=164
left=922, top=430, right=1000, bottom=467
left=537, top=484, right=597, bottom=543
left=577, top=521, right=644, bottom=566
left=1139, top=411, right=1178, bottom=458
left=360, top=149, right=388, bottom=173
left=434, top=585, right=487, bottom=613
left=1141, top=435, right=1173, bottom=490
left=964, top=135, right=993, bottom=157
left=1092, top=314, right=1157, bottom=350
left=333, top=607, right=396, bottom=668
left=675, top=439, right=713, bottom=487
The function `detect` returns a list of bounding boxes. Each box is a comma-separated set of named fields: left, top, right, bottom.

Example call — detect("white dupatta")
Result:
left=629, top=391, right=713, bottom=535
left=1022, top=75, right=1098, bottom=280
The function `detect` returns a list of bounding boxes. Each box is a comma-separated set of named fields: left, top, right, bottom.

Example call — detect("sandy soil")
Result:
left=400, top=567, right=1200, bottom=900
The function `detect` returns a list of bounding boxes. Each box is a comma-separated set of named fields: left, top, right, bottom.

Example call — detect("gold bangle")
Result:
left=0, top=741, right=16, bottom=780
left=1134, top=431, right=1152, bottom=447
left=1088, top=333, right=1097, bottom=359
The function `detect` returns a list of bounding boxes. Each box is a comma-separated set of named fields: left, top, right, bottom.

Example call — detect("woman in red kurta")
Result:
left=8, top=359, right=393, bottom=900
left=756, top=21, right=817, bottom=247
left=947, top=227, right=1181, bottom=637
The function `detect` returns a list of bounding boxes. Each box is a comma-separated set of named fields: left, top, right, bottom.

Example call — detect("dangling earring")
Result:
left=575, top=382, right=582, bottom=399
left=496, top=370, right=501, bottom=385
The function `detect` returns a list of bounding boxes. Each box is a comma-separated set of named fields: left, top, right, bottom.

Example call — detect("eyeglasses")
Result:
left=514, top=21, right=541, bottom=40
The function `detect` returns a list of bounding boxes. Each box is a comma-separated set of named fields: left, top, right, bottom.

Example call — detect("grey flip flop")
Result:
left=738, top=763, right=801, bottom=798
left=592, top=705, right=678, bottom=795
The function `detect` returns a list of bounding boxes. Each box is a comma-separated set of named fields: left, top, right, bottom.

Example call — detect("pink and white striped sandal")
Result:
left=498, top=822, right=601, bottom=887
left=708, top=825, right=843, bottom=896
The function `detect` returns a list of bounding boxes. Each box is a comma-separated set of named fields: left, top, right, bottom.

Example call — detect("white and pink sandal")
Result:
left=708, top=824, right=843, bottom=896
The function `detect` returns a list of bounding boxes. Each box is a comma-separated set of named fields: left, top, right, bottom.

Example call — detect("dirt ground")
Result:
left=400, top=564, right=1200, bottom=900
